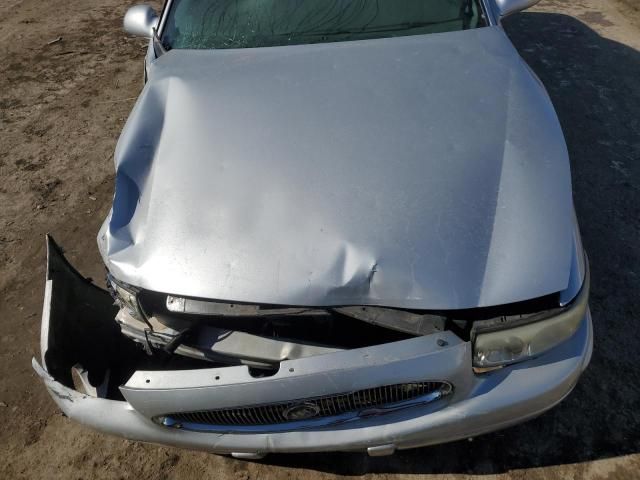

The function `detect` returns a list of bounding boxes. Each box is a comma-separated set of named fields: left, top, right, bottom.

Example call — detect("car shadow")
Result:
left=261, top=12, right=640, bottom=475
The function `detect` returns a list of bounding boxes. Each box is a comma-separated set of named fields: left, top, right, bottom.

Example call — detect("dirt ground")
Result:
left=1, top=0, right=639, bottom=478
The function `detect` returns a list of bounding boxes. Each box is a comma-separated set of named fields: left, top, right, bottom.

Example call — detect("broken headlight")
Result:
left=107, top=273, right=143, bottom=320
left=472, top=262, right=589, bottom=369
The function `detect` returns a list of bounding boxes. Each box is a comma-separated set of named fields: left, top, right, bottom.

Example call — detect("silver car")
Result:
left=34, top=0, right=592, bottom=458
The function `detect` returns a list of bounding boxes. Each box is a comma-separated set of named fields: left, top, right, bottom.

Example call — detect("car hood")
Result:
left=98, top=26, right=573, bottom=310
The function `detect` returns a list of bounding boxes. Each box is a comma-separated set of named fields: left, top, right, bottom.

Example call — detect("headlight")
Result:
left=107, top=273, right=143, bottom=319
left=472, top=260, right=589, bottom=369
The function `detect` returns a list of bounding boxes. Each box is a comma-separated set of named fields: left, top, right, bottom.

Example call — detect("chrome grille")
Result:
left=165, top=381, right=452, bottom=427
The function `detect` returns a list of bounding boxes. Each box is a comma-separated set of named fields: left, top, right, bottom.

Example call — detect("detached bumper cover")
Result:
left=33, top=237, right=593, bottom=454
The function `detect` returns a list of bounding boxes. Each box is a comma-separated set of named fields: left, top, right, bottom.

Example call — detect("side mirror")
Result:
left=124, top=4, right=159, bottom=38
left=495, top=0, right=541, bottom=18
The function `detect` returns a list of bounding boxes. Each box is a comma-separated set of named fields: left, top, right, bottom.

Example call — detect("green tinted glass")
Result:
left=162, top=0, right=486, bottom=49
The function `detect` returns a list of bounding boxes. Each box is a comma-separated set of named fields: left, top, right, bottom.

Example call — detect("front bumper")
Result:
left=33, top=237, right=593, bottom=456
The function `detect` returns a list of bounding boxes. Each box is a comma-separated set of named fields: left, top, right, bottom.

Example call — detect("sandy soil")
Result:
left=1, top=0, right=639, bottom=478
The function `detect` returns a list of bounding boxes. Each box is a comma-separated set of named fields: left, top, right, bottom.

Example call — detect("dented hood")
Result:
left=98, top=27, right=573, bottom=309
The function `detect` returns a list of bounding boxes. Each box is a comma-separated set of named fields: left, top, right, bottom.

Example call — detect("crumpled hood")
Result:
left=99, top=26, right=573, bottom=309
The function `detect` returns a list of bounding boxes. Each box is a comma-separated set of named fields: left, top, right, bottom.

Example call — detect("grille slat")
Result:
left=221, top=409, right=234, bottom=425
left=248, top=407, right=260, bottom=425
left=320, top=397, right=330, bottom=416
left=166, top=381, right=451, bottom=428
left=264, top=405, right=273, bottom=423
left=254, top=406, right=267, bottom=424
left=268, top=404, right=280, bottom=423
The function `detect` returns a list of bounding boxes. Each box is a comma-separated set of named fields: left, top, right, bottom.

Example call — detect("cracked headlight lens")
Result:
left=107, top=273, right=142, bottom=319
left=473, top=263, right=589, bottom=369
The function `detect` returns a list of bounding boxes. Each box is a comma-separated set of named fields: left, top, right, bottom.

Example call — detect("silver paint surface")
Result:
left=123, top=4, right=158, bottom=38
left=121, top=330, right=467, bottom=417
left=98, top=26, right=573, bottom=309
left=495, top=0, right=541, bottom=18
left=35, top=233, right=593, bottom=454
left=33, top=311, right=593, bottom=453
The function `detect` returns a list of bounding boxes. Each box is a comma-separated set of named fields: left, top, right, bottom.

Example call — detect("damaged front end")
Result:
left=34, top=235, right=592, bottom=456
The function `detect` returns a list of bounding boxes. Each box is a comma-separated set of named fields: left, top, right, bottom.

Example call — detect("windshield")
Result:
left=161, top=0, right=487, bottom=50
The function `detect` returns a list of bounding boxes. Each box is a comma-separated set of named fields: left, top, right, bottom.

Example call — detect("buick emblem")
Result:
left=282, top=402, right=320, bottom=421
